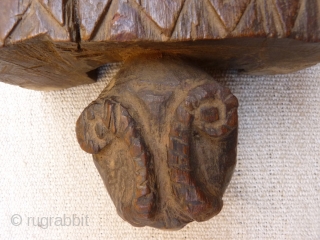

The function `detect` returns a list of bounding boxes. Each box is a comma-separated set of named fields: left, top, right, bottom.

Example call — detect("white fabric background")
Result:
left=0, top=63, right=319, bottom=240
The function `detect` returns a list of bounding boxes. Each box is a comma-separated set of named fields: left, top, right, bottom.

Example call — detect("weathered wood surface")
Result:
left=1, top=0, right=320, bottom=90
left=76, top=56, right=238, bottom=229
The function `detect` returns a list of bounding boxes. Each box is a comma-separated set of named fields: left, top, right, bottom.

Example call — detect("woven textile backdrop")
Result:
left=0, top=63, right=319, bottom=240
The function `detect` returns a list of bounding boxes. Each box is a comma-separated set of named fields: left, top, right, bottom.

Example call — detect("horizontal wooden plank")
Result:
left=0, top=0, right=320, bottom=90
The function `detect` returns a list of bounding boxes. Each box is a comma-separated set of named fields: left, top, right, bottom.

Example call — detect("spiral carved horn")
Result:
left=77, top=98, right=157, bottom=227
left=76, top=56, right=238, bottom=230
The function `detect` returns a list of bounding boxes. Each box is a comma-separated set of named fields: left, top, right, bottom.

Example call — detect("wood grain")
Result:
left=1, top=0, right=320, bottom=90
left=76, top=56, right=238, bottom=229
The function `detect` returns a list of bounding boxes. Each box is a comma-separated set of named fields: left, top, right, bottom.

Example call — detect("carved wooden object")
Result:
left=2, top=0, right=319, bottom=230
left=1, top=0, right=320, bottom=90
left=76, top=56, right=238, bottom=229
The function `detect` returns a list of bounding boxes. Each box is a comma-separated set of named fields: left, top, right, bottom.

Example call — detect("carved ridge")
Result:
left=37, top=0, right=64, bottom=27
left=3, top=3, right=32, bottom=46
left=88, top=0, right=113, bottom=41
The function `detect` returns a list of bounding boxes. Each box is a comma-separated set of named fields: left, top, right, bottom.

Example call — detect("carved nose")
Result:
left=75, top=56, right=238, bottom=229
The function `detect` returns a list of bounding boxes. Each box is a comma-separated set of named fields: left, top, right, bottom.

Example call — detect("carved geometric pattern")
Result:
left=0, top=0, right=31, bottom=46
left=1, top=0, right=319, bottom=46
left=230, top=0, right=297, bottom=37
left=78, top=0, right=112, bottom=40
left=92, top=0, right=164, bottom=41
left=39, top=0, right=64, bottom=25
left=208, top=0, right=251, bottom=31
left=291, top=0, right=320, bottom=41
left=171, top=0, right=228, bottom=40
left=138, top=0, right=185, bottom=36
left=2, top=0, right=69, bottom=45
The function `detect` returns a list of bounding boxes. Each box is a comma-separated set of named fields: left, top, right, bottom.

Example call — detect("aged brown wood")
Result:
left=76, top=56, right=238, bottom=229
left=1, top=0, right=320, bottom=90
left=2, top=0, right=318, bottom=230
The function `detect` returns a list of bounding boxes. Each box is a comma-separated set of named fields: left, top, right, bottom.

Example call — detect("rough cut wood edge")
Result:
left=0, top=0, right=320, bottom=90
left=2, top=37, right=320, bottom=90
